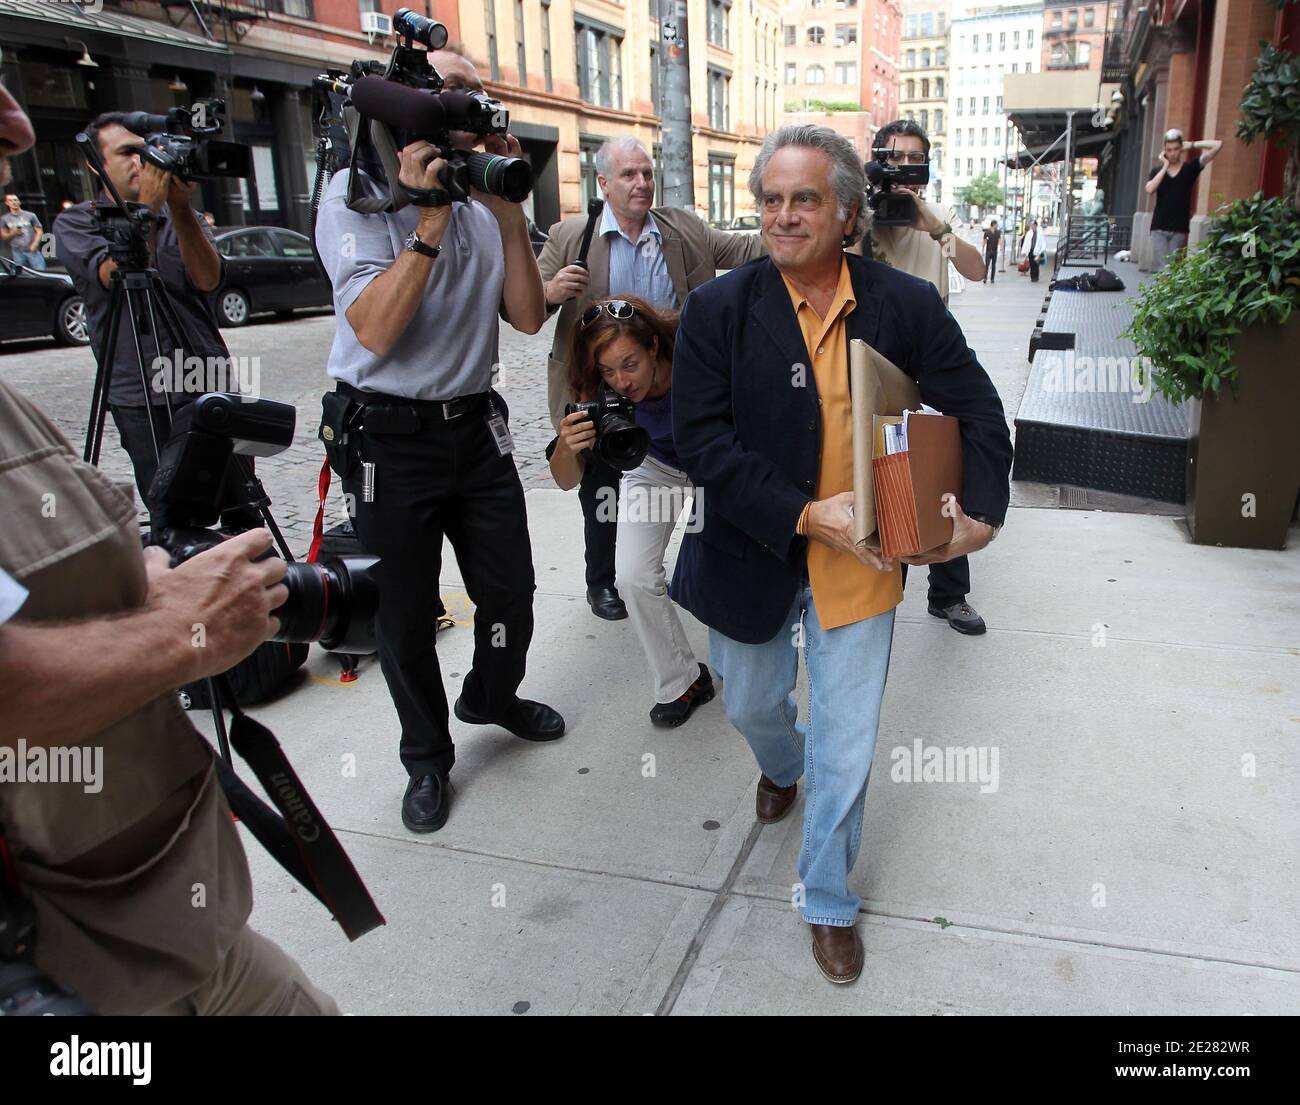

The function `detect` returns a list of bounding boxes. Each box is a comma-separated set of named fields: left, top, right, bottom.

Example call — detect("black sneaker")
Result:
left=928, top=601, right=987, bottom=635
left=649, top=664, right=716, bottom=729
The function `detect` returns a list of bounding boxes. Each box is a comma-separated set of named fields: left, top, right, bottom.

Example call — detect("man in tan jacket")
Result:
left=537, top=136, right=765, bottom=620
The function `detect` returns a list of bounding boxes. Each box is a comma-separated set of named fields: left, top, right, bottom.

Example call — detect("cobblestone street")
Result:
left=0, top=307, right=563, bottom=556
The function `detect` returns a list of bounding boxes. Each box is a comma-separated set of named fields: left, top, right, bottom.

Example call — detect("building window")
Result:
left=906, top=49, right=915, bottom=67
left=921, top=12, right=933, bottom=36
left=784, top=24, right=796, bottom=47
left=580, top=137, right=603, bottom=206
left=834, top=62, right=856, bottom=84
left=1027, top=30, right=1034, bottom=49
left=937, top=47, right=946, bottom=65
left=1085, top=7, right=1096, bottom=27
left=514, top=0, right=526, bottom=86
left=1025, top=61, right=1032, bottom=73
left=938, top=12, right=946, bottom=33
left=936, top=76, right=944, bottom=96
left=972, top=36, right=978, bottom=54
left=935, top=109, right=943, bottom=131
left=1011, top=62, right=1018, bottom=74
left=981, top=127, right=987, bottom=144
left=980, top=157, right=987, bottom=175
left=1013, top=30, right=1020, bottom=49
left=904, top=14, right=916, bottom=37
left=968, top=127, right=974, bottom=143
left=968, top=97, right=975, bottom=114
left=999, top=32, right=1006, bottom=51
left=983, top=97, right=989, bottom=114
left=708, top=0, right=731, bottom=49
left=835, top=24, right=857, bottom=47
left=955, top=129, right=961, bottom=146
left=709, top=155, right=734, bottom=225
left=921, top=78, right=929, bottom=98
left=985, top=33, right=992, bottom=50
left=993, top=126, right=1000, bottom=145
left=966, top=158, right=973, bottom=176
left=997, top=95, right=1003, bottom=111
left=1068, top=10, right=1078, bottom=30
left=785, top=62, right=797, bottom=85
left=806, top=64, right=825, bottom=85
left=920, top=109, right=928, bottom=131
left=541, top=0, right=553, bottom=91
left=906, top=79, right=915, bottom=99
left=921, top=47, right=930, bottom=67
left=708, top=67, right=730, bottom=129
left=808, top=25, right=825, bottom=45
left=485, top=0, right=500, bottom=81
left=576, top=22, right=623, bottom=109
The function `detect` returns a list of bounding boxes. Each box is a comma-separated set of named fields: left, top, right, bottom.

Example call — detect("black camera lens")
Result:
left=465, top=151, right=532, bottom=203
left=272, top=555, right=380, bottom=654
left=595, top=416, right=651, bottom=471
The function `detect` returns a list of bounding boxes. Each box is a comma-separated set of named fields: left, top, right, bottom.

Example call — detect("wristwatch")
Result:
left=966, top=511, right=1002, bottom=542
left=404, top=231, right=441, bottom=259
left=929, top=221, right=953, bottom=242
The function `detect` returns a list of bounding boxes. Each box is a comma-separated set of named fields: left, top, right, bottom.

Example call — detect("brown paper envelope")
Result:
left=852, top=340, right=920, bottom=547
left=873, top=452, right=911, bottom=558
left=903, top=414, right=963, bottom=553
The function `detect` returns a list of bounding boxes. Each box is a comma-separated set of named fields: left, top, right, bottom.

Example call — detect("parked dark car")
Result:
left=0, top=256, right=88, bottom=346
left=210, top=226, right=333, bottom=327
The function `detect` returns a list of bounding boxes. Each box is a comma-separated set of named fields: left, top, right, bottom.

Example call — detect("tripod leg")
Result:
left=122, top=281, right=164, bottom=467
left=84, top=278, right=124, bottom=466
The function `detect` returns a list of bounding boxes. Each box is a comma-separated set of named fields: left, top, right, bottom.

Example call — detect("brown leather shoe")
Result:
left=809, top=923, right=864, bottom=984
left=755, top=774, right=798, bottom=824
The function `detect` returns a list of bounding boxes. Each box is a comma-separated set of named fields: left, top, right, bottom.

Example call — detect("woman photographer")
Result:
left=547, top=296, right=714, bottom=728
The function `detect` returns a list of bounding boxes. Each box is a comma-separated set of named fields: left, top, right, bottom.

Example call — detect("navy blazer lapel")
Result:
left=749, top=259, right=811, bottom=371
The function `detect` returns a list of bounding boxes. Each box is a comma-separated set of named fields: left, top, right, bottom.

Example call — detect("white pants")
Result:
left=614, top=455, right=701, bottom=703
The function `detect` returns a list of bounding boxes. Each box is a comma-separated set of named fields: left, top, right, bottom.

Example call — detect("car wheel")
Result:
left=55, top=296, right=90, bottom=346
left=218, top=288, right=251, bottom=327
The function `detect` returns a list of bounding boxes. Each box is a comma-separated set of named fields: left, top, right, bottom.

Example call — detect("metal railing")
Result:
left=1056, top=214, right=1134, bottom=271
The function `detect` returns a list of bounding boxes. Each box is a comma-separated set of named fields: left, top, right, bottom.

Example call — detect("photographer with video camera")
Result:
left=315, top=39, right=562, bottom=835
left=855, top=119, right=991, bottom=637
left=547, top=296, right=715, bottom=729
left=54, top=112, right=242, bottom=518
left=0, top=81, right=337, bottom=1016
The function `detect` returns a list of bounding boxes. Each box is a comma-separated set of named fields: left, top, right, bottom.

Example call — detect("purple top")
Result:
left=635, top=387, right=680, bottom=471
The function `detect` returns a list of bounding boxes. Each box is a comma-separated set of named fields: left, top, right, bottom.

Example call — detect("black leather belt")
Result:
left=338, top=382, right=489, bottom=422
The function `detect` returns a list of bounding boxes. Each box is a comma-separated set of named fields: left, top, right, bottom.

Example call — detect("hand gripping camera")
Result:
left=863, top=156, right=930, bottom=227
left=119, top=101, right=252, bottom=183
left=564, top=389, right=651, bottom=472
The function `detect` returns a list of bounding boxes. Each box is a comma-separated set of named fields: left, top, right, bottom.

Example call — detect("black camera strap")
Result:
left=211, top=679, right=384, bottom=942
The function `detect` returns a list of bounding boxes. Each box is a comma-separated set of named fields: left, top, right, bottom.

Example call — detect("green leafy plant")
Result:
left=1237, top=41, right=1300, bottom=208
left=1122, top=194, right=1300, bottom=402
left=956, top=172, right=1004, bottom=211
left=784, top=98, right=862, bottom=113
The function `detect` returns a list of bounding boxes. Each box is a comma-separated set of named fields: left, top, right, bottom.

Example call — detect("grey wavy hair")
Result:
left=749, top=125, right=867, bottom=247
left=595, top=135, right=652, bottom=178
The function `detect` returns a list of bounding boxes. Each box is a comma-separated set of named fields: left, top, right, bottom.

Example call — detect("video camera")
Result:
left=149, top=393, right=380, bottom=655
left=314, top=6, right=532, bottom=210
left=120, top=100, right=251, bottom=182
left=564, top=389, right=651, bottom=472
left=863, top=154, right=930, bottom=227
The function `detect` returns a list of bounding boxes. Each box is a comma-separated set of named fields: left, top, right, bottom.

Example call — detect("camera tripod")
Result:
left=73, top=133, right=300, bottom=761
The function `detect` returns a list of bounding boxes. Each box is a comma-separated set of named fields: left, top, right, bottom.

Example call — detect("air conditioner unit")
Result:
left=361, top=11, right=393, bottom=37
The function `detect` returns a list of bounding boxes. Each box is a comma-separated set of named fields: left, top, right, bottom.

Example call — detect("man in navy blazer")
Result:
left=670, top=125, right=1012, bottom=985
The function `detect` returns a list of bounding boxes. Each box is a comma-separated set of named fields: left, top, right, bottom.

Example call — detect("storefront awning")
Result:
left=1003, top=71, right=1120, bottom=168
left=0, top=0, right=229, bottom=54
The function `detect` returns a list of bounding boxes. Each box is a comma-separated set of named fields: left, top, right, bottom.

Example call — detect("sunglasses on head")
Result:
left=580, top=300, right=637, bottom=329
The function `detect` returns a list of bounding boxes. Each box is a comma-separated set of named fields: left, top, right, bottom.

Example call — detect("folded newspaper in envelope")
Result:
left=849, top=339, right=921, bottom=548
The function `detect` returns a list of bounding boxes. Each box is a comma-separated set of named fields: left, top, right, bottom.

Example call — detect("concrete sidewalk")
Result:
left=206, top=486, right=1300, bottom=1015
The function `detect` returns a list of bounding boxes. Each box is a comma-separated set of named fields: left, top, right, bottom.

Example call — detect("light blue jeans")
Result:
left=709, top=582, right=896, bottom=926
left=11, top=248, right=45, bottom=271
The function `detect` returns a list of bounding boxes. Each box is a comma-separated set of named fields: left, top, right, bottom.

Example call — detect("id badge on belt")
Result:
left=486, top=396, right=513, bottom=457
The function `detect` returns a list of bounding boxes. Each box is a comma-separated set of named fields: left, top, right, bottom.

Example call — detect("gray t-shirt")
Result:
left=2, top=209, right=40, bottom=256
left=315, top=169, right=505, bottom=401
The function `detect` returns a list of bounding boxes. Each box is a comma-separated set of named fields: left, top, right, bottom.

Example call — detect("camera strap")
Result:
left=212, top=681, right=385, bottom=942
